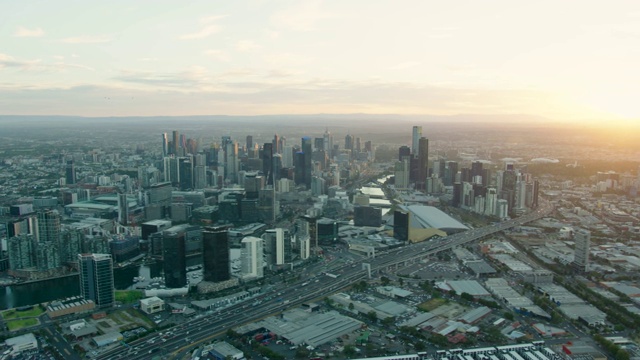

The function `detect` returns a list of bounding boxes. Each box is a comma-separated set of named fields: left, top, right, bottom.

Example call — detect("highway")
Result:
left=98, top=200, right=553, bottom=360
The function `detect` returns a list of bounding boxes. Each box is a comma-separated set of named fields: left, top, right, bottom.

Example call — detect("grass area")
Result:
left=109, top=314, right=123, bottom=325
left=98, top=320, right=111, bottom=328
left=1, top=306, right=44, bottom=320
left=418, top=298, right=446, bottom=312
left=6, top=318, right=38, bottom=331
left=125, top=309, right=155, bottom=329
left=115, top=290, right=144, bottom=304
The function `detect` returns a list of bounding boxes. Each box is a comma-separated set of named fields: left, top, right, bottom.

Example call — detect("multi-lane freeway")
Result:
left=98, top=201, right=553, bottom=360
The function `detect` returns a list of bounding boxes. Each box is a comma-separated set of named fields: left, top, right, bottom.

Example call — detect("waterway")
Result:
left=0, top=262, right=163, bottom=309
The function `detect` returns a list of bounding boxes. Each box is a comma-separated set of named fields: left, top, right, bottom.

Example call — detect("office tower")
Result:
left=202, top=226, right=231, bottom=282
left=445, top=161, right=458, bottom=186
left=412, top=126, right=422, bottom=155
left=311, top=176, right=326, bottom=196
left=162, top=133, right=169, bottom=157
left=263, top=228, right=288, bottom=267
left=163, top=230, right=187, bottom=288
left=117, top=193, right=128, bottom=225
left=344, top=134, right=353, bottom=151
left=355, top=137, right=361, bottom=153
left=225, top=141, right=239, bottom=183
left=398, top=146, right=411, bottom=161
left=194, top=164, right=206, bottom=189
left=573, top=229, right=590, bottom=272
left=394, top=159, right=410, bottom=189
left=272, top=154, right=282, bottom=182
left=172, top=130, right=180, bottom=156
left=393, top=210, right=410, bottom=241
left=323, top=128, right=333, bottom=153
left=471, top=161, right=483, bottom=178
left=496, top=199, right=509, bottom=219
left=364, top=140, right=372, bottom=153
left=78, top=253, right=114, bottom=308
left=272, top=134, right=280, bottom=154
left=262, top=143, right=274, bottom=184
left=36, top=210, right=61, bottom=243
left=36, top=241, right=60, bottom=270
left=485, top=188, right=498, bottom=216
left=178, top=156, right=194, bottom=190
left=244, top=173, right=264, bottom=199
left=301, top=137, right=313, bottom=189
left=282, top=145, right=294, bottom=168
left=417, top=137, right=429, bottom=191
left=241, top=236, right=263, bottom=278
left=65, top=160, right=76, bottom=185
left=246, top=135, right=253, bottom=153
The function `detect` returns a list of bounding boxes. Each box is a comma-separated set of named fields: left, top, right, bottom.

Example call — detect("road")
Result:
left=97, top=201, right=553, bottom=360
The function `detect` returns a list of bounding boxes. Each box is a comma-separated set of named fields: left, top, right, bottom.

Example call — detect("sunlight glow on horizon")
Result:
left=1, top=0, right=639, bottom=122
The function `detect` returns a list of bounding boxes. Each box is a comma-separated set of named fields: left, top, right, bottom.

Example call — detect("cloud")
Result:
left=236, top=40, right=261, bottom=52
left=137, top=57, right=159, bottom=62
left=14, top=26, right=44, bottom=37
left=179, top=24, right=221, bottom=40
left=204, top=50, right=230, bottom=62
left=389, top=61, right=421, bottom=70
left=0, top=53, right=93, bottom=72
left=200, top=15, right=227, bottom=23
left=59, top=35, right=111, bottom=44
left=271, top=1, right=336, bottom=32
left=113, top=66, right=211, bottom=89
left=266, top=69, right=304, bottom=78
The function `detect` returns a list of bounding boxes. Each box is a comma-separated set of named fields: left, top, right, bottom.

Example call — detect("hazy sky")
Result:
left=1, top=1, right=639, bottom=122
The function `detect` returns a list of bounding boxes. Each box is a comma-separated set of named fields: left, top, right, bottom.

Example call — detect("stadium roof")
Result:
left=402, top=205, right=468, bottom=234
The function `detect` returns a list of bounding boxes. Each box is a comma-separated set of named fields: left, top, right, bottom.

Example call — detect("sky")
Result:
left=1, top=0, right=640, bottom=123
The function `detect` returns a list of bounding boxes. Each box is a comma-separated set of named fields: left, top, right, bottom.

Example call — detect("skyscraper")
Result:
left=65, top=160, right=76, bottom=185
left=172, top=130, right=180, bottom=156
left=162, top=133, right=169, bottom=157
left=417, top=137, right=429, bottom=190
left=202, top=226, right=231, bottom=282
left=262, top=143, right=274, bottom=184
left=241, top=236, right=263, bottom=279
left=36, top=210, right=61, bottom=243
left=573, top=228, right=590, bottom=272
left=301, top=137, right=313, bottom=189
left=78, top=253, right=114, bottom=308
left=412, top=126, right=422, bottom=155
left=163, top=230, right=187, bottom=288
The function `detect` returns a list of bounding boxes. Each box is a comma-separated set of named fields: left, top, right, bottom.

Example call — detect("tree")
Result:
left=344, top=344, right=357, bottom=358
left=382, top=316, right=395, bottom=327
left=381, top=276, right=391, bottom=286
left=399, top=277, right=404, bottom=286
left=503, top=312, right=515, bottom=321
left=366, top=311, right=378, bottom=322
left=349, top=302, right=355, bottom=311
left=460, top=292, right=474, bottom=302
left=616, top=349, right=630, bottom=360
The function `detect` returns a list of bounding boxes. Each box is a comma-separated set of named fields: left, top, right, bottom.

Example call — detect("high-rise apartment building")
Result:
left=78, top=253, right=114, bottom=308
left=36, top=210, right=60, bottom=243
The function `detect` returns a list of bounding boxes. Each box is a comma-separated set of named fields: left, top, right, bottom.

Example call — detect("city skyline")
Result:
left=1, top=1, right=639, bottom=125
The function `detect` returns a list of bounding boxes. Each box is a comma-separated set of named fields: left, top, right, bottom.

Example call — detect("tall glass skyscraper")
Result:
left=78, top=253, right=114, bottom=308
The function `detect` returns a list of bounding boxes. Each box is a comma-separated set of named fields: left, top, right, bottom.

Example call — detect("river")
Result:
left=0, top=262, right=163, bottom=309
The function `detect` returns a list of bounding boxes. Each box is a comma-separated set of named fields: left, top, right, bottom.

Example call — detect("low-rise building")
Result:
left=4, top=333, right=38, bottom=354
left=140, top=296, right=164, bottom=314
